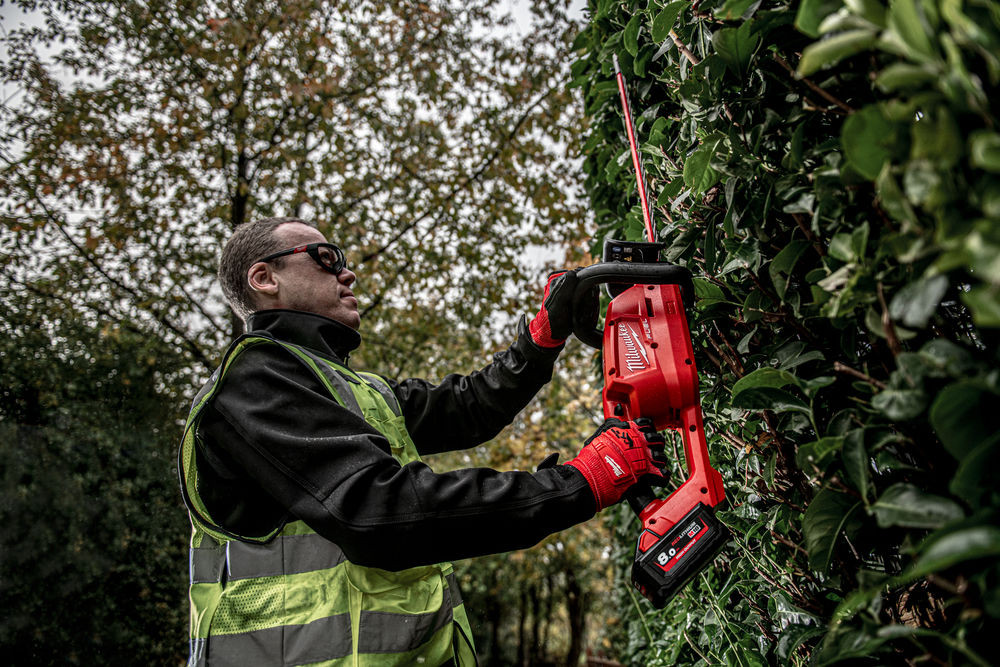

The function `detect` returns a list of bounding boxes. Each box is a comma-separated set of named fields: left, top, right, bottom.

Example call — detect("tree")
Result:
left=573, top=0, right=999, bottom=664
left=1, top=0, right=595, bottom=662
left=0, top=285, right=191, bottom=664
left=1, top=0, right=588, bottom=366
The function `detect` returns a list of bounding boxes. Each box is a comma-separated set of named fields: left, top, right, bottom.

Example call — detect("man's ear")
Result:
left=247, top=261, right=279, bottom=297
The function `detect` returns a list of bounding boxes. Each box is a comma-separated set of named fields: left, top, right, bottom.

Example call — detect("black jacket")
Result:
left=194, top=309, right=596, bottom=570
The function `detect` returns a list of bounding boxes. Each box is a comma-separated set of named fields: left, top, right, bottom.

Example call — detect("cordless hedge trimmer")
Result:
left=571, top=55, right=729, bottom=607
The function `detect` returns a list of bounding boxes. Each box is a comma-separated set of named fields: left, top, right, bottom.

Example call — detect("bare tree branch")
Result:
left=360, top=83, right=561, bottom=264
left=15, top=177, right=216, bottom=371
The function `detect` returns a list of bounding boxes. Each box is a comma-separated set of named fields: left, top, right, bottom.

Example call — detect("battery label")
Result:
left=654, top=518, right=709, bottom=573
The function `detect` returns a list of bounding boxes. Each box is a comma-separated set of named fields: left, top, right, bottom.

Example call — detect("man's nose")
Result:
left=338, top=268, right=356, bottom=286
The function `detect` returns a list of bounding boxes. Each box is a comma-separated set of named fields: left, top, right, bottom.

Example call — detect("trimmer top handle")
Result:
left=572, top=262, right=695, bottom=348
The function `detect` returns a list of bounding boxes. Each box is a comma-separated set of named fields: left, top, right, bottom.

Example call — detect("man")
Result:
left=178, top=217, right=666, bottom=666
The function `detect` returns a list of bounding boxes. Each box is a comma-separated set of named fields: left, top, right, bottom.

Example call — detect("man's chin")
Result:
left=338, top=310, right=361, bottom=330
left=307, top=306, right=360, bottom=330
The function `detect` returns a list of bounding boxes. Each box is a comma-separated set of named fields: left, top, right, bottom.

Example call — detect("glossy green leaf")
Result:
left=772, top=340, right=825, bottom=371
left=624, top=13, right=642, bottom=57
left=884, top=0, right=938, bottom=62
left=871, top=483, right=964, bottom=528
left=769, top=240, right=810, bottom=300
left=828, top=222, right=868, bottom=262
left=650, top=1, right=686, bottom=43
left=795, top=0, right=844, bottom=38
left=950, top=434, right=1000, bottom=506
left=797, top=436, right=845, bottom=471
left=872, top=388, right=927, bottom=420
left=732, top=386, right=812, bottom=414
left=842, top=105, right=896, bottom=180
left=776, top=625, right=826, bottom=661
left=717, top=0, right=759, bottom=21
left=929, top=381, right=1000, bottom=460
left=800, top=374, right=836, bottom=397
left=911, top=107, right=962, bottom=167
left=718, top=237, right=763, bottom=276
left=732, top=367, right=799, bottom=395
left=713, top=21, right=760, bottom=75
left=875, top=62, right=936, bottom=92
left=961, top=285, right=1000, bottom=327
left=765, top=451, right=777, bottom=488
left=693, top=277, right=735, bottom=309
left=797, top=29, right=876, bottom=77
left=683, top=142, right=720, bottom=195
left=842, top=429, right=871, bottom=503
left=917, top=339, right=976, bottom=376
left=875, top=163, right=917, bottom=226
left=845, top=0, right=887, bottom=28
left=908, top=526, right=1000, bottom=578
left=803, top=488, right=862, bottom=572
left=970, top=130, right=1000, bottom=173
left=888, top=274, right=948, bottom=328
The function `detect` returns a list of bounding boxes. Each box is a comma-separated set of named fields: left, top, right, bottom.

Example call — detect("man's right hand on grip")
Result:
left=567, top=418, right=667, bottom=511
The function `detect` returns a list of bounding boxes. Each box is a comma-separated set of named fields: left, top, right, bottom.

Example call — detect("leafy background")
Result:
left=1, top=1, right=603, bottom=664
left=572, top=0, right=999, bottom=664
left=2, top=0, right=999, bottom=664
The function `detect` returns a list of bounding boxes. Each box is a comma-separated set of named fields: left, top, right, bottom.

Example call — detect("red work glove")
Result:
left=528, top=269, right=597, bottom=348
left=566, top=418, right=667, bottom=511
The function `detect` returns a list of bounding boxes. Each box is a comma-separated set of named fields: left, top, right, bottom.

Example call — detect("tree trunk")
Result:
left=516, top=586, right=528, bottom=666
left=539, top=574, right=555, bottom=664
left=485, top=569, right=502, bottom=666
left=228, top=147, right=251, bottom=340
left=528, top=583, right=541, bottom=665
left=565, top=568, right=586, bottom=667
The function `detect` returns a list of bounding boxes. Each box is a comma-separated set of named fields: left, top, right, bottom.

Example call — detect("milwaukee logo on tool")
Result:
left=619, top=322, right=650, bottom=372
left=604, top=456, right=625, bottom=478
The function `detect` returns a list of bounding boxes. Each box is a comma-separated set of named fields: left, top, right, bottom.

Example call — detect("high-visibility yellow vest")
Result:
left=178, top=335, right=477, bottom=666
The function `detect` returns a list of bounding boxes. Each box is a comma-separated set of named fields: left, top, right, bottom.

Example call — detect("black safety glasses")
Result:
left=255, top=242, right=346, bottom=275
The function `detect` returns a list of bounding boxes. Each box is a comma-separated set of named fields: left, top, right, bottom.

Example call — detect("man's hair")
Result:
left=218, top=216, right=315, bottom=320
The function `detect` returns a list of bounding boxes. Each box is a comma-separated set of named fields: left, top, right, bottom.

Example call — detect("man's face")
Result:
left=258, top=222, right=361, bottom=329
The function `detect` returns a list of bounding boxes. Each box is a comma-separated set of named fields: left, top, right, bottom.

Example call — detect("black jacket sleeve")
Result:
left=196, top=343, right=595, bottom=570
left=388, top=317, right=564, bottom=455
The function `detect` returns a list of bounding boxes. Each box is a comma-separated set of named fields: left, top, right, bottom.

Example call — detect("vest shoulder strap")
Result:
left=180, top=334, right=406, bottom=543
left=356, top=371, right=402, bottom=417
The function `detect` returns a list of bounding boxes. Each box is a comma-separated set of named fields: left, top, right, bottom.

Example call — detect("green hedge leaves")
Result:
left=575, top=0, right=999, bottom=663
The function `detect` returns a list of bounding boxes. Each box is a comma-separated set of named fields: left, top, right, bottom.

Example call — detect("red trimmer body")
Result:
left=572, top=54, right=727, bottom=608
left=574, top=246, right=729, bottom=607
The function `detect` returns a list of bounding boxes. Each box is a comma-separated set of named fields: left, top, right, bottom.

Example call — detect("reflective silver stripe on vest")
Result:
left=201, top=614, right=353, bottom=666
left=292, top=347, right=363, bottom=414
left=190, top=543, right=225, bottom=584
left=289, top=344, right=399, bottom=419
left=187, top=575, right=466, bottom=666
left=190, top=533, right=345, bottom=584
left=445, top=571, right=463, bottom=605
left=358, top=572, right=460, bottom=654
left=359, top=606, right=453, bottom=654
left=188, top=637, right=207, bottom=667
left=359, top=372, right=402, bottom=417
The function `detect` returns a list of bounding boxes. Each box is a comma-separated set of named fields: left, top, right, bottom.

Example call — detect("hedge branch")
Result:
left=669, top=30, right=700, bottom=66
left=713, top=322, right=745, bottom=376
left=791, top=213, right=826, bottom=257
left=833, top=361, right=887, bottom=390
left=877, top=282, right=902, bottom=356
left=716, top=428, right=750, bottom=450
left=682, top=629, right=712, bottom=664
left=772, top=53, right=855, bottom=113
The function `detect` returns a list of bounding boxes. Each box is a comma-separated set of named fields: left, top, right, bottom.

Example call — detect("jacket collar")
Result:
left=246, top=309, right=361, bottom=363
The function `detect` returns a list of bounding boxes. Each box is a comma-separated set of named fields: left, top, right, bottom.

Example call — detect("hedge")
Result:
left=571, top=0, right=1000, bottom=664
